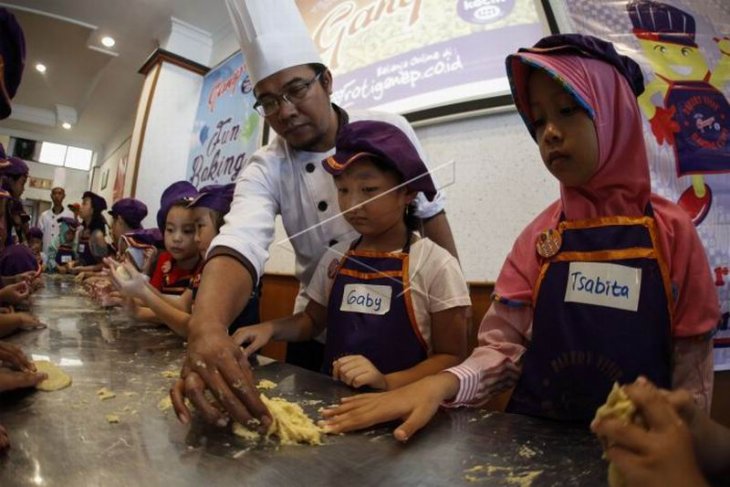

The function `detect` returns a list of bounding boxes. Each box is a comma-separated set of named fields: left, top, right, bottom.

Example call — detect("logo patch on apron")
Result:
left=564, top=262, right=641, bottom=312
left=340, top=284, right=392, bottom=315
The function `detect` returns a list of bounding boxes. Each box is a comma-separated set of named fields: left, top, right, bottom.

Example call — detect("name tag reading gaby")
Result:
left=565, top=262, right=642, bottom=312
left=341, top=284, right=392, bottom=315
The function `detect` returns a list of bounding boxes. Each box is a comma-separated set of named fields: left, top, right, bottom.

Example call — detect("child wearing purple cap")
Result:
left=1, top=156, right=29, bottom=246
left=147, top=181, right=201, bottom=296
left=27, top=226, right=44, bottom=269
left=234, top=120, right=470, bottom=391
left=108, top=198, right=147, bottom=248
left=0, top=245, right=45, bottom=337
left=107, top=184, right=260, bottom=336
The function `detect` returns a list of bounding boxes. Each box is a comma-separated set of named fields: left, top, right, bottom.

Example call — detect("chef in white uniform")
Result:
left=172, top=0, right=458, bottom=428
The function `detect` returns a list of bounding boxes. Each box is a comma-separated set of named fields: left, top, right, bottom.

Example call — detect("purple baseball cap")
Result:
left=322, top=121, right=437, bottom=201
left=57, top=216, right=79, bottom=229
left=108, top=197, right=147, bottom=228
left=187, top=183, right=235, bottom=214
left=0, top=244, right=38, bottom=277
left=122, top=228, right=163, bottom=249
left=627, top=0, right=697, bottom=47
left=28, top=226, right=42, bottom=240
left=0, top=8, right=26, bottom=120
left=0, top=156, right=28, bottom=177
left=156, top=181, right=198, bottom=230
left=82, top=191, right=108, bottom=212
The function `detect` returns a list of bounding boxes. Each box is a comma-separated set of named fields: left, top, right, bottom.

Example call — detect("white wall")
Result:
left=415, top=111, right=558, bottom=282
left=134, top=63, right=204, bottom=228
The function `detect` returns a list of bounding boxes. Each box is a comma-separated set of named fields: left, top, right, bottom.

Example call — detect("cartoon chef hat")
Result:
left=627, top=0, right=697, bottom=47
left=225, top=0, right=322, bottom=87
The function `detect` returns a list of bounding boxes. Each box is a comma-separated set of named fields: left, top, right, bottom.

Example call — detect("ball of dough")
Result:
left=116, top=265, right=131, bottom=280
left=34, top=360, right=72, bottom=391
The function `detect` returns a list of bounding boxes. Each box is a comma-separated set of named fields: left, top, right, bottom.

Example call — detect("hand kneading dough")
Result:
left=233, top=394, right=323, bottom=446
left=594, top=383, right=640, bottom=487
left=34, top=360, right=72, bottom=391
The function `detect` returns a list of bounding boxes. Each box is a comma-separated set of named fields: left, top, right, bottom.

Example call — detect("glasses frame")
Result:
left=253, top=71, right=323, bottom=117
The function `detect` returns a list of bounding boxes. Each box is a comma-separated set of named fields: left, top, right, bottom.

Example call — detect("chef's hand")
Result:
left=320, top=372, right=459, bottom=442
left=591, top=380, right=708, bottom=487
left=0, top=342, right=34, bottom=372
left=232, top=322, right=273, bottom=356
left=332, top=355, right=386, bottom=390
left=0, top=367, right=47, bottom=392
left=171, top=327, right=270, bottom=430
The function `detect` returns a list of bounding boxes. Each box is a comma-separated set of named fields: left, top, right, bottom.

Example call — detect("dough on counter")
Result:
left=232, top=394, right=323, bottom=446
left=256, top=379, right=277, bottom=390
left=106, top=414, right=120, bottom=423
left=594, top=383, right=640, bottom=487
left=96, top=387, right=116, bottom=400
left=34, top=360, right=72, bottom=391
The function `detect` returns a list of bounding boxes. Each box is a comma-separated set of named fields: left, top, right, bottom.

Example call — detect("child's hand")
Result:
left=0, top=367, right=47, bottom=392
left=232, top=323, right=273, bottom=356
left=0, top=342, right=34, bottom=372
left=591, top=380, right=708, bottom=487
left=0, top=281, right=29, bottom=305
left=15, top=313, right=46, bottom=331
left=108, top=261, right=148, bottom=299
left=320, top=372, right=459, bottom=442
left=332, top=355, right=386, bottom=390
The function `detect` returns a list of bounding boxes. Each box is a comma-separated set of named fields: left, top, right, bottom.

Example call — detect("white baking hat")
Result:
left=225, top=0, right=323, bottom=86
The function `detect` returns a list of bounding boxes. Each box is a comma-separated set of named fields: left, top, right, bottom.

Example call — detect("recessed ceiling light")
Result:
left=35, top=63, right=46, bottom=73
left=101, top=36, right=115, bottom=48
left=62, top=122, right=71, bottom=130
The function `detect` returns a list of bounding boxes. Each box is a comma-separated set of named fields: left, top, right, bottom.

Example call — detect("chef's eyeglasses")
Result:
left=253, top=71, right=323, bottom=117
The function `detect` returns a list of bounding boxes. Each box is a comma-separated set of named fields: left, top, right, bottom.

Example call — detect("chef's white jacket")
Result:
left=209, top=108, right=446, bottom=289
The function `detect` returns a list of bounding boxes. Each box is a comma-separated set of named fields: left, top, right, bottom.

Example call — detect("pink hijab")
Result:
left=495, top=48, right=719, bottom=337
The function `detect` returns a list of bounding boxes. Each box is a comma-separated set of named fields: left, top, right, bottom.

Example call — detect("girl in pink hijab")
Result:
left=320, top=34, right=719, bottom=441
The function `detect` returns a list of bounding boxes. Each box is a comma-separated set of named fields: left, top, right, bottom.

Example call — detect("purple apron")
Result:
left=323, top=235, right=427, bottom=376
left=507, top=208, right=673, bottom=421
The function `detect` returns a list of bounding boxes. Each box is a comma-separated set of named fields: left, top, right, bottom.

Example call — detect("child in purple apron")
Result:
left=321, top=34, right=718, bottom=441
left=107, top=184, right=261, bottom=337
left=74, top=191, right=109, bottom=270
left=233, top=120, right=470, bottom=391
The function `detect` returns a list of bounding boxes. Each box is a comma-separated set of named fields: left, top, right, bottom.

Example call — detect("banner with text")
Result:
left=296, top=0, right=547, bottom=113
left=186, top=52, right=260, bottom=188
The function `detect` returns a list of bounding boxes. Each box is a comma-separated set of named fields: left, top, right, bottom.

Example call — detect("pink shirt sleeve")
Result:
left=444, top=302, right=531, bottom=407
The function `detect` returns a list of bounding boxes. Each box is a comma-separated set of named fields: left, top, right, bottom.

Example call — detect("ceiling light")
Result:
left=101, top=36, right=115, bottom=48
left=35, top=63, right=46, bottom=73
left=62, top=122, right=71, bottom=130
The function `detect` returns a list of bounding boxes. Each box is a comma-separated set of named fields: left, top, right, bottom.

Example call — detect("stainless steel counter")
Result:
left=0, top=277, right=608, bottom=486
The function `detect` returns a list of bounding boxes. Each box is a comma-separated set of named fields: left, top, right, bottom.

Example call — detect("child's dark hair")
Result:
left=369, top=157, right=421, bottom=233
left=85, top=197, right=107, bottom=235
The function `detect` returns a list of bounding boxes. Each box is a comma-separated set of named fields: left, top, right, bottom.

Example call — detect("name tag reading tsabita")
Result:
left=340, top=284, right=392, bottom=315
left=564, top=262, right=641, bottom=312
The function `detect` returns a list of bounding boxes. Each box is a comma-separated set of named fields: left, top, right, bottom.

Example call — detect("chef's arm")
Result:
left=191, top=249, right=256, bottom=335
left=422, top=211, right=459, bottom=260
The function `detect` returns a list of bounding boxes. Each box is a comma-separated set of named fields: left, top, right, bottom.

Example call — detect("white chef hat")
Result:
left=225, top=0, right=323, bottom=87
